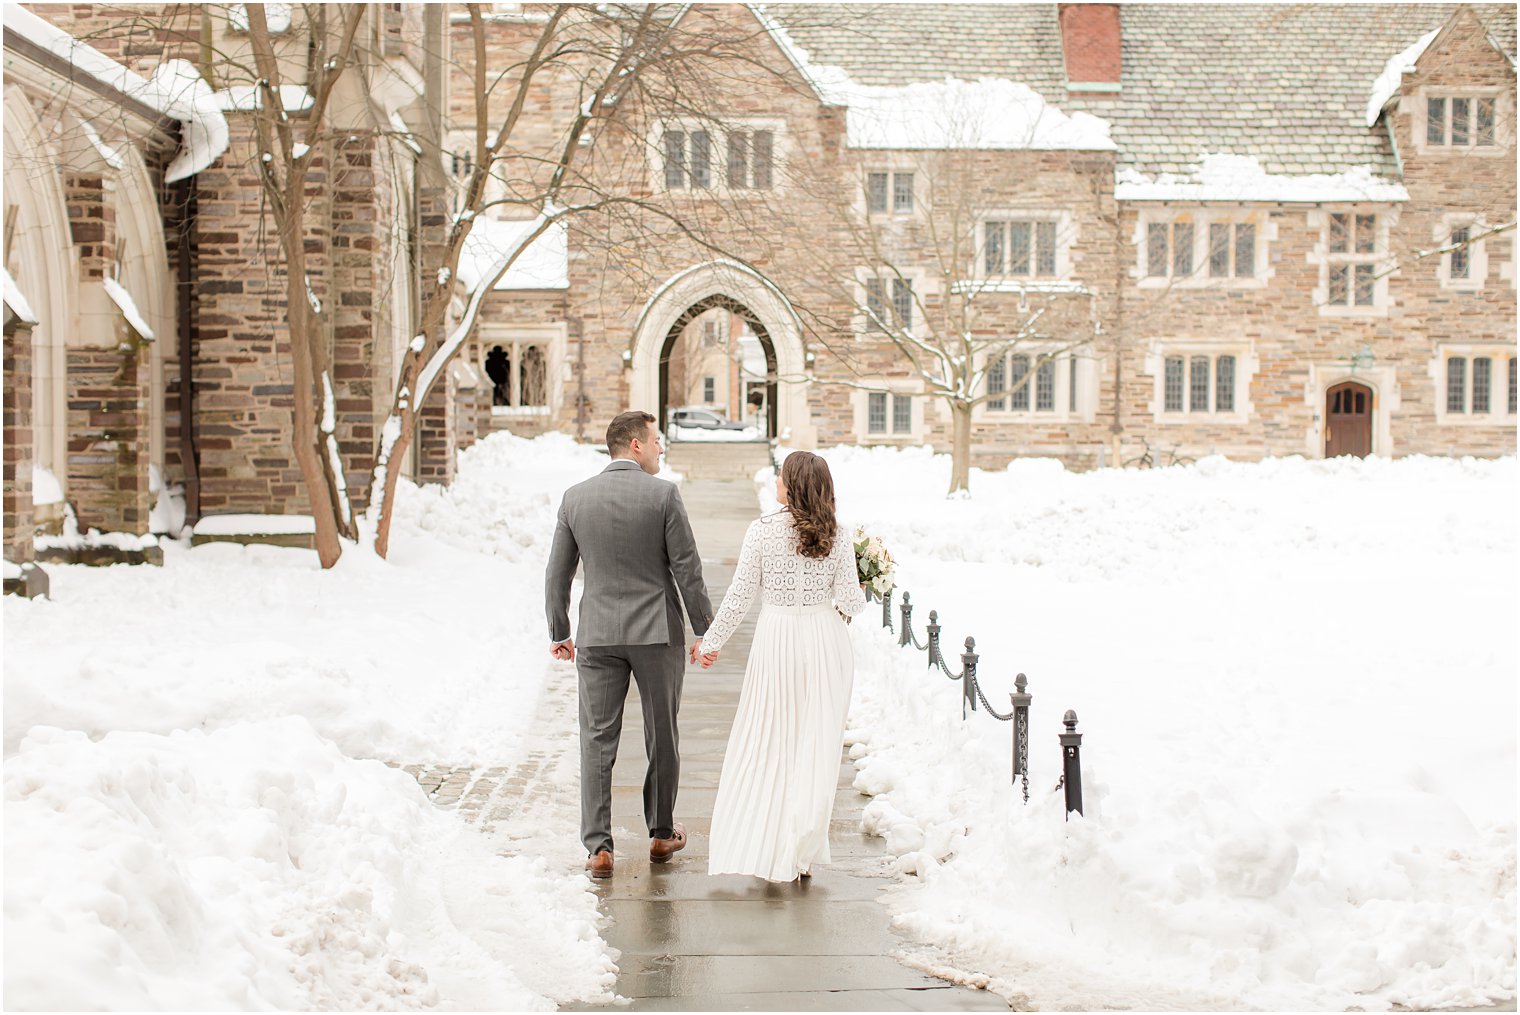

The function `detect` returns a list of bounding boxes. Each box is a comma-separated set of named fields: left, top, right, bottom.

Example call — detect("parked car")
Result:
left=669, top=407, right=748, bottom=431
left=667, top=407, right=760, bottom=441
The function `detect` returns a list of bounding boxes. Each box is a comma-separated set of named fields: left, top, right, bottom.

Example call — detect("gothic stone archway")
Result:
left=630, top=261, right=815, bottom=449
left=658, top=295, right=777, bottom=436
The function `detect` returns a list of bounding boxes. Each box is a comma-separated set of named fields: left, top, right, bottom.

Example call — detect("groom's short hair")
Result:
left=606, top=410, right=657, bottom=454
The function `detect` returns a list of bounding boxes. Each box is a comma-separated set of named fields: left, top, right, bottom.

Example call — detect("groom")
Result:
left=545, top=410, right=716, bottom=878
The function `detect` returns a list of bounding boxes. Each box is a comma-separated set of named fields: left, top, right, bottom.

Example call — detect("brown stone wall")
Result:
left=4, top=322, right=36, bottom=563
left=65, top=342, right=154, bottom=532
left=63, top=172, right=115, bottom=281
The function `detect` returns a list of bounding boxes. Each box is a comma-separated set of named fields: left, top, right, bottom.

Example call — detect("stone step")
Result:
left=665, top=441, right=773, bottom=481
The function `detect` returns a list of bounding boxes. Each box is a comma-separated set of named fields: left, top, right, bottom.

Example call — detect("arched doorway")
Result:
left=658, top=295, right=776, bottom=436
left=1325, top=381, right=1373, bottom=458
left=629, top=261, right=815, bottom=449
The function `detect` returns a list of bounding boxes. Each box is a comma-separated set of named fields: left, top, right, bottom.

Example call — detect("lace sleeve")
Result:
left=697, top=520, right=763, bottom=655
left=833, top=529, right=867, bottom=617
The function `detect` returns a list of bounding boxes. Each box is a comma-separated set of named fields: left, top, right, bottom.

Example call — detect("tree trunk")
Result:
left=370, top=343, right=425, bottom=560
left=948, top=399, right=972, bottom=496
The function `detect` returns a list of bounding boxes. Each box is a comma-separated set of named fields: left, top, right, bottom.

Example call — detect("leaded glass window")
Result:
left=1035, top=358, right=1055, bottom=411
left=1036, top=221, right=1057, bottom=276
left=893, top=173, right=914, bottom=213
left=1164, top=356, right=1184, bottom=412
left=1010, top=355, right=1030, bottom=411
left=987, top=356, right=1006, bottom=411
left=1190, top=356, right=1210, bottom=412
left=1447, top=357, right=1467, bottom=412
left=891, top=278, right=913, bottom=329
left=867, top=392, right=887, bottom=433
left=892, top=394, right=912, bottom=434
left=1147, top=223, right=1169, bottom=278
left=985, top=222, right=1005, bottom=275
left=751, top=131, right=773, bottom=189
left=1234, top=223, right=1255, bottom=277
left=1476, top=98, right=1496, bottom=145
left=728, top=132, right=749, bottom=188
left=689, top=131, right=711, bottom=188
left=866, top=172, right=889, bottom=212
left=1216, top=355, right=1236, bottom=413
left=1473, top=357, right=1492, bottom=413
left=1450, top=226, right=1470, bottom=280
left=663, top=130, right=685, bottom=189
left=1009, top=222, right=1032, bottom=275
left=1451, top=98, right=1470, bottom=145
left=1427, top=98, right=1446, bottom=145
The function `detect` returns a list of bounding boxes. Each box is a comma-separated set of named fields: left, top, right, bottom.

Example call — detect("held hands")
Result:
left=689, top=639, right=719, bottom=669
left=550, top=638, right=575, bottom=662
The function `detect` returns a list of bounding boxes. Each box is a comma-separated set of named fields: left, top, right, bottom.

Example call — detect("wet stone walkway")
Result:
left=406, top=477, right=1010, bottom=1012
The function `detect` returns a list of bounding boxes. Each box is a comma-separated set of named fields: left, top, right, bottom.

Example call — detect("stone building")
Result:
left=2, top=3, right=1515, bottom=575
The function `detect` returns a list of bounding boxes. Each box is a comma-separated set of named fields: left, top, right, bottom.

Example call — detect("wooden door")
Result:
left=1325, top=382, right=1372, bottom=458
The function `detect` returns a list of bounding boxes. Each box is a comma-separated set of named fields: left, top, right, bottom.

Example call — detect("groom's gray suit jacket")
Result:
left=545, top=459, right=713, bottom=647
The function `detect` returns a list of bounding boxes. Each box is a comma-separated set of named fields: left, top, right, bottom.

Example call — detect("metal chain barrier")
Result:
left=879, top=583, right=1081, bottom=809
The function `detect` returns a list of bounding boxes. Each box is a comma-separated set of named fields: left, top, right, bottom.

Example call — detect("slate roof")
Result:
left=775, top=4, right=1517, bottom=177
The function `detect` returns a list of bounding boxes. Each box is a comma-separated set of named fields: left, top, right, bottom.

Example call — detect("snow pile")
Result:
left=456, top=215, right=570, bottom=292
left=1117, top=153, right=1409, bottom=204
left=1367, top=29, right=1440, bottom=126
left=669, top=424, right=763, bottom=443
left=838, top=76, right=1115, bottom=151
left=5, top=719, right=609, bottom=1010
left=5, top=432, right=623, bottom=1009
left=34, top=504, right=157, bottom=552
left=814, top=446, right=1516, bottom=1010
left=192, top=513, right=316, bottom=536
left=386, top=431, right=608, bottom=562
left=30, top=464, right=63, bottom=506
left=148, top=464, right=186, bottom=537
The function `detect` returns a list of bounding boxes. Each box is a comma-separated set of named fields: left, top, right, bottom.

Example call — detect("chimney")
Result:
left=1059, top=4, right=1122, bottom=90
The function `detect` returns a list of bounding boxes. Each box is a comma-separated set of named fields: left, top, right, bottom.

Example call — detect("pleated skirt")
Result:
left=708, top=601, right=854, bottom=882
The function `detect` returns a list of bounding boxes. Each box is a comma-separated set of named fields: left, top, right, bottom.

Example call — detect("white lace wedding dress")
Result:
left=696, top=510, right=867, bottom=882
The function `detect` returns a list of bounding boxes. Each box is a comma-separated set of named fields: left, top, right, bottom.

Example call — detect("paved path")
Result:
left=562, top=478, right=1009, bottom=1012
left=402, top=478, right=1008, bottom=1011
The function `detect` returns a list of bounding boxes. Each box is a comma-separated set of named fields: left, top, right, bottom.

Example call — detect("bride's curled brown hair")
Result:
left=781, top=451, right=838, bottom=559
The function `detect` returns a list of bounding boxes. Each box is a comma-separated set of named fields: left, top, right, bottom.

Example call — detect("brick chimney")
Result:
left=1059, top=4, right=1122, bottom=89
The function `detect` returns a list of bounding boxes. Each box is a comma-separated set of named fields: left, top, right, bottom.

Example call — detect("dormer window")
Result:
left=1426, top=95, right=1497, bottom=147
left=660, top=122, right=777, bottom=192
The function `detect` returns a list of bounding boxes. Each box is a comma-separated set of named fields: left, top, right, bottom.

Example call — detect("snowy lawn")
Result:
left=4, top=434, right=618, bottom=1010
left=769, top=447, right=1516, bottom=1011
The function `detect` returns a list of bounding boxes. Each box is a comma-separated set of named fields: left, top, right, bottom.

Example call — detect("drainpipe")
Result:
left=172, top=171, right=201, bottom=522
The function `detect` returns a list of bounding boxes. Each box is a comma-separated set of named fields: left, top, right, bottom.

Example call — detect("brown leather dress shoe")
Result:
left=649, top=822, right=687, bottom=863
left=585, top=849, right=613, bottom=879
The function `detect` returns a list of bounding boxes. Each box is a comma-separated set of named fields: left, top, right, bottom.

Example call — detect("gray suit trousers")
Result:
left=577, top=642, right=684, bottom=855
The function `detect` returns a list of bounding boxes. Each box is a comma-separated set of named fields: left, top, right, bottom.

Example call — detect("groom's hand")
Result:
left=550, top=638, right=575, bottom=662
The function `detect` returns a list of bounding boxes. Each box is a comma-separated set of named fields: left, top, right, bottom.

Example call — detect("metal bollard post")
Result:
left=1060, top=709, right=1083, bottom=818
left=960, top=637, right=978, bottom=719
left=881, top=586, right=893, bottom=632
left=926, top=610, right=940, bottom=668
left=1010, top=673, right=1031, bottom=803
left=898, top=592, right=913, bottom=647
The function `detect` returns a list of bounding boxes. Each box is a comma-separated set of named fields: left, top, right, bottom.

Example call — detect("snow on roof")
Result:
left=1366, top=29, right=1440, bottom=127
left=1115, top=154, right=1409, bottom=204
left=1, top=5, right=230, bottom=182
left=214, top=83, right=314, bottom=113
left=837, top=76, right=1115, bottom=151
left=457, top=216, right=569, bottom=292
left=2, top=267, right=38, bottom=325
left=102, top=277, right=155, bottom=340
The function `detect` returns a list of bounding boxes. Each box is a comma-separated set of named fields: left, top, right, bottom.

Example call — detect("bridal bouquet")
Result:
left=853, top=526, right=897, bottom=601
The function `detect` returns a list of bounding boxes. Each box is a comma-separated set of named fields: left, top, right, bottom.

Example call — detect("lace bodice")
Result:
left=697, top=511, right=867, bottom=655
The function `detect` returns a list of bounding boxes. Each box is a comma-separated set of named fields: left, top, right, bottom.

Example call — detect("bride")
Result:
left=690, top=451, right=867, bottom=882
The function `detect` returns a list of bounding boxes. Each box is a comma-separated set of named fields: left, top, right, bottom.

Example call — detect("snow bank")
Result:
left=192, top=513, right=316, bottom=536
left=1117, top=153, right=1409, bottom=204
left=5, top=719, right=610, bottom=1010
left=814, top=446, right=1517, bottom=1010
left=5, top=431, right=622, bottom=1009
left=30, top=465, right=62, bottom=506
